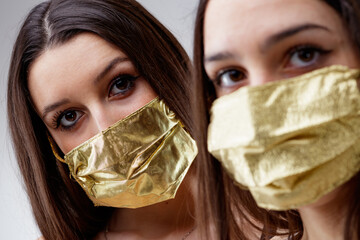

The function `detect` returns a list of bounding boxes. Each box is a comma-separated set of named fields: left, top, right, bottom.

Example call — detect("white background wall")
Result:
left=0, top=1, right=198, bottom=239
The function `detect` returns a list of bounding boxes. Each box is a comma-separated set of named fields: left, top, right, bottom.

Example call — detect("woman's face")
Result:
left=28, top=33, right=157, bottom=154
left=203, top=0, right=360, bottom=97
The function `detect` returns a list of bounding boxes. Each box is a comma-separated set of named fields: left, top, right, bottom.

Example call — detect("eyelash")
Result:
left=285, top=44, right=331, bottom=69
left=51, top=109, right=82, bottom=131
left=213, top=67, right=246, bottom=88
left=108, top=74, right=138, bottom=98
left=51, top=74, right=139, bottom=131
left=210, top=44, right=331, bottom=88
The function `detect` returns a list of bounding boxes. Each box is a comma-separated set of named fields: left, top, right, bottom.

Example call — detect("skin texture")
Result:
left=28, top=33, right=157, bottom=154
left=204, top=0, right=360, bottom=96
left=29, top=33, right=197, bottom=240
left=203, top=0, right=360, bottom=239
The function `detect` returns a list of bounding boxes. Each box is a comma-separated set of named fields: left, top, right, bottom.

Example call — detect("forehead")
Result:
left=29, top=33, right=122, bottom=83
left=28, top=33, right=125, bottom=112
left=204, top=0, right=341, bottom=53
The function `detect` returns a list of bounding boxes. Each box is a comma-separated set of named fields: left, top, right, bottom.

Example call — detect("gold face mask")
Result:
left=52, top=98, right=197, bottom=208
left=208, top=65, right=360, bottom=210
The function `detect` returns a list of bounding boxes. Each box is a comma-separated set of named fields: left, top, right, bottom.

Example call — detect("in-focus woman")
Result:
left=7, top=0, right=202, bottom=239
left=194, top=0, right=360, bottom=239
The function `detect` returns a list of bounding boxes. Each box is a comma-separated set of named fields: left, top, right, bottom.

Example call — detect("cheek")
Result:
left=49, top=127, right=90, bottom=155
left=129, top=78, right=158, bottom=108
left=340, top=49, right=360, bottom=69
left=331, top=34, right=360, bottom=68
left=112, top=78, right=157, bottom=121
left=215, top=87, right=235, bottom=98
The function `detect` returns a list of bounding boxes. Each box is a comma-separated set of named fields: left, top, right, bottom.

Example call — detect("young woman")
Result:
left=7, top=0, right=202, bottom=239
left=194, top=0, right=360, bottom=239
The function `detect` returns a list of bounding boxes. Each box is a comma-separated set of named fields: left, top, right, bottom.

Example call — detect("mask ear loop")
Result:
left=46, top=132, right=66, bottom=163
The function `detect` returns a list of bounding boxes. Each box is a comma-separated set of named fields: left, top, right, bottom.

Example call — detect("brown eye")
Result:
left=109, top=75, right=138, bottom=97
left=115, top=79, right=129, bottom=90
left=288, top=46, right=324, bottom=68
left=216, top=69, right=246, bottom=88
left=58, top=110, right=83, bottom=129
left=64, top=112, right=76, bottom=121
left=297, top=49, right=316, bottom=62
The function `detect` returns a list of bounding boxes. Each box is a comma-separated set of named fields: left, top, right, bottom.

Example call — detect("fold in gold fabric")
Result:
left=64, top=98, right=198, bottom=208
left=208, top=65, right=360, bottom=210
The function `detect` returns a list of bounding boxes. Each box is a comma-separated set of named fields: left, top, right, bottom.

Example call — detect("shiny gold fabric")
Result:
left=208, top=66, right=360, bottom=210
left=64, top=98, right=197, bottom=208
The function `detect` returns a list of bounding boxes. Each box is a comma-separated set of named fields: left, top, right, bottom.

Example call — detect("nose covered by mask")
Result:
left=208, top=66, right=360, bottom=210
left=54, top=98, right=197, bottom=208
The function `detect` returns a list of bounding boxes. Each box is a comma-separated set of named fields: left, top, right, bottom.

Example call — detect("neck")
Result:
left=298, top=184, right=351, bottom=240
left=107, top=170, right=197, bottom=239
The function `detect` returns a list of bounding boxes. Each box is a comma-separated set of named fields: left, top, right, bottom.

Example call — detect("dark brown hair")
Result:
left=193, top=0, right=360, bottom=239
left=324, top=2, right=360, bottom=239
left=7, top=0, right=194, bottom=239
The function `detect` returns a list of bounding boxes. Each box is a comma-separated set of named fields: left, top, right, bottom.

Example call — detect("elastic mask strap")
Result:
left=47, top=132, right=66, bottom=163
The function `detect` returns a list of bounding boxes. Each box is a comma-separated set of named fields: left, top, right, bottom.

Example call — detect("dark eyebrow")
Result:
left=204, top=51, right=237, bottom=63
left=261, top=23, right=331, bottom=52
left=93, top=57, right=129, bottom=84
left=204, top=23, right=331, bottom=65
left=41, top=57, right=130, bottom=120
left=42, top=98, right=70, bottom=119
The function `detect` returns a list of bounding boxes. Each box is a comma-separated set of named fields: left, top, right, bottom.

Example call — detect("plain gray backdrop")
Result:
left=0, top=0, right=198, bottom=239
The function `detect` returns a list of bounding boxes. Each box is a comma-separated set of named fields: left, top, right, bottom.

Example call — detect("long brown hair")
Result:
left=7, top=1, right=194, bottom=239
left=324, top=2, right=360, bottom=239
left=193, top=0, right=360, bottom=239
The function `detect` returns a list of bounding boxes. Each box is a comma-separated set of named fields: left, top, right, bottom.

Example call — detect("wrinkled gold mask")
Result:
left=208, top=65, right=360, bottom=210
left=52, top=98, right=197, bottom=208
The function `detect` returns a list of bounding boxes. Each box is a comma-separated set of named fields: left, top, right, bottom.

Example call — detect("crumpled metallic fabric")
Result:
left=64, top=98, right=197, bottom=208
left=208, top=65, right=360, bottom=210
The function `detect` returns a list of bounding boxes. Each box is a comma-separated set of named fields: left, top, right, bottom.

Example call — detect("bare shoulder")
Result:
left=37, top=237, right=45, bottom=240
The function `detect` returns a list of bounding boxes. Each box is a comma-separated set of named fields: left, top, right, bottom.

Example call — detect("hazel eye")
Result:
left=109, top=75, right=137, bottom=97
left=58, top=110, right=83, bottom=129
left=216, top=69, right=246, bottom=88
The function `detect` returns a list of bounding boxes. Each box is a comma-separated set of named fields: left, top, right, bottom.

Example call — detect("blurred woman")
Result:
left=194, top=0, right=360, bottom=239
